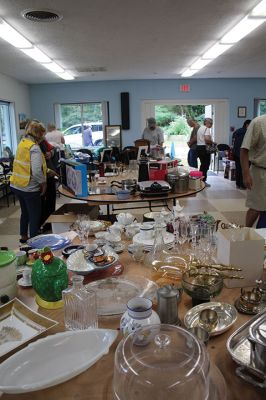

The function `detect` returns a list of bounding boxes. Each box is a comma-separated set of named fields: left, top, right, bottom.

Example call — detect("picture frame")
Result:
left=237, top=106, right=247, bottom=118
left=104, top=125, right=122, bottom=149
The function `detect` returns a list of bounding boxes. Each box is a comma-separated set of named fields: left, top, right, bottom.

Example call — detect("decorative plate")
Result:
left=184, top=302, right=238, bottom=336
left=67, top=249, right=118, bottom=275
left=0, top=298, right=58, bottom=358
left=85, top=276, right=158, bottom=315
left=27, top=234, right=70, bottom=250
left=0, top=329, right=117, bottom=393
left=62, top=245, right=85, bottom=258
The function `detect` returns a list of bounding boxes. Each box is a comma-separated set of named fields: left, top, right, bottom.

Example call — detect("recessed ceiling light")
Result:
left=202, top=43, right=233, bottom=59
left=190, top=58, right=212, bottom=70
left=20, top=46, right=52, bottom=63
left=42, top=62, right=64, bottom=73
left=55, top=71, right=75, bottom=80
left=181, top=69, right=197, bottom=77
left=220, top=16, right=264, bottom=44
left=0, top=18, right=32, bottom=48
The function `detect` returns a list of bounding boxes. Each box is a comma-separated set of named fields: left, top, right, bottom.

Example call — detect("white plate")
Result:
left=85, top=276, right=158, bottom=315
left=133, top=232, right=174, bottom=246
left=184, top=302, right=238, bottom=336
left=0, top=298, right=58, bottom=358
left=67, top=249, right=119, bottom=275
left=17, top=277, right=32, bottom=288
left=0, top=329, right=117, bottom=394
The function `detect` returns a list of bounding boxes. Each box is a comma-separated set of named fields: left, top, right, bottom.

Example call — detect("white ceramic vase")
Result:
left=120, top=297, right=160, bottom=337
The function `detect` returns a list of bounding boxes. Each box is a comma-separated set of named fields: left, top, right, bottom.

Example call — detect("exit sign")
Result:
left=180, top=84, right=190, bottom=92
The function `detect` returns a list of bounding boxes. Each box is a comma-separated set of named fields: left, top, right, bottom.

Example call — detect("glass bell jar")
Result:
left=113, top=324, right=226, bottom=400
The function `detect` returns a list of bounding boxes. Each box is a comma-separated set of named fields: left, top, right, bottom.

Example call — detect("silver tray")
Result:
left=226, top=311, right=266, bottom=388
left=184, top=302, right=238, bottom=336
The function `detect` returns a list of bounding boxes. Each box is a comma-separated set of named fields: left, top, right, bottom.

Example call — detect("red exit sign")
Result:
left=180, top=84, right=190, bottom=92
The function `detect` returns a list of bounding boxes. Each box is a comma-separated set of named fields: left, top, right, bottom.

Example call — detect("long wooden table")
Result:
left=1, top=244, right=265, bottom=400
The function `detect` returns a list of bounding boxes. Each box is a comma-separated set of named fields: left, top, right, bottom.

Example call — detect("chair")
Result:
left=214, top=144, right=230, bottom=174
left=134, top=139, right=150, bottom=151
left=121, top=146, right=138, bottom=165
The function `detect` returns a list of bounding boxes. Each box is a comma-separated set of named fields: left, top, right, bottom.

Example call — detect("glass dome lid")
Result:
left=113, top=324, right=210, bottom=400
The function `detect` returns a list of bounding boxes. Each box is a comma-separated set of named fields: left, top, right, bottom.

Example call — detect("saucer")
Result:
left=17, top=277, right=32, bottom=288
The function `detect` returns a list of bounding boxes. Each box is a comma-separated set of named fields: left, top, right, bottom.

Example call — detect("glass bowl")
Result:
left=182, top=267, right=223, bottom=304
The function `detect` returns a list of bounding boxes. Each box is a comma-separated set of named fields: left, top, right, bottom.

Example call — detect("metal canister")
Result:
left=157, top=285, right=182, bottom=325
left=166, top=172, right=189, bottom=193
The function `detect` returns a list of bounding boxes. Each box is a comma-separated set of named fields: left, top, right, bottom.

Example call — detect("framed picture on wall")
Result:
left=105, top=125, right=122, bottom=149
left=237, top=106, right=247, bottom=118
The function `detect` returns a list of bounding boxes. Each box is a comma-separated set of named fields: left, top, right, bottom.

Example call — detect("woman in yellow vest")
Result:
left=10, top=120, right=47, bottom=243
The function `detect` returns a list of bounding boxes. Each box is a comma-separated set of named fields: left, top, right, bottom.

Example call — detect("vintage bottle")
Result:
left=63, top=275, right=98, bottom=330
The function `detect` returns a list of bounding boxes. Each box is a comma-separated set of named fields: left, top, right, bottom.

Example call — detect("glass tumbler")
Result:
left=63, top=275, right=98, bottom=330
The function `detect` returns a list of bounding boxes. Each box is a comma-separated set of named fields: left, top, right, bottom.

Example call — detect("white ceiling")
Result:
left=0, top=0, right=266, bottom=84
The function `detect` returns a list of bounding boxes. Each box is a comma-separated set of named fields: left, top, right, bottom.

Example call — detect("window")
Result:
left=0, top=101, right=14, bottom=158
left=55, top=102, right=108, bottom=149
left=254, top=99, right=266, bottom=116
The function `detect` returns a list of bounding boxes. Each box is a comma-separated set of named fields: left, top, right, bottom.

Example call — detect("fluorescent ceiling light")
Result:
left=221, top=16, right=264, bottom=44
left=55, top=71, right=75, bottom=80
left=202, top=43, right=233, bottom=59
left=181, top=69, right=197, bottom=77
left=0, top=18, right=31, bottom=48
left=20, top=46, right=52, bottom=63
left=42, top=62, right=64, bottom=73
left=190, top=58, right=212, bottom=70
left=250, top=0, right=266, bottom=17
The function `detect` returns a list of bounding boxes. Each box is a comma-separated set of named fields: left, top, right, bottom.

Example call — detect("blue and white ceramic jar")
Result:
left=120, top=297, right=160, bottom=337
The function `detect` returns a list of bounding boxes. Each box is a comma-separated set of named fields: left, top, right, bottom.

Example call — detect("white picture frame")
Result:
left=137, top=145, right=148, bottom=159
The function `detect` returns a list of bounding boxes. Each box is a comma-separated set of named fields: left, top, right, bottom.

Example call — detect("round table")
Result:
left=59, top=182, right=205, bottom=216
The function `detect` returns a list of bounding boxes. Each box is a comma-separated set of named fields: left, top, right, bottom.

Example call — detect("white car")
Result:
left=63, top=122, right=103, bottom=148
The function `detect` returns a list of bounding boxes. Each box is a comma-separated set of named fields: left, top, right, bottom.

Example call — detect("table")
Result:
left=1, top=242, right=264, bottom=400
left=59, top=182, right=205, bottom=216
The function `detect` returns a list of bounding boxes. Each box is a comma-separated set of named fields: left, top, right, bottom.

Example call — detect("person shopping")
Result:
left=196, top=118, right=213, bottom=187
left=10, top=120, right=47, bottom=243
left=232, top=119, right=251, bottom=189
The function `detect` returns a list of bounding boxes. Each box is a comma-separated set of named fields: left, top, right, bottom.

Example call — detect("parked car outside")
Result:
left=63, top=122, right=103, bottom=148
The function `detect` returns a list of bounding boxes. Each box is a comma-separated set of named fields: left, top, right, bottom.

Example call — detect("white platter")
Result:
left=184, top=302, right=238, bottom=336
left=0, top=298, right=58, bottom=358
left=133, top=232, right=174, bottom=247
left=0, top=328, right=117, bottom=394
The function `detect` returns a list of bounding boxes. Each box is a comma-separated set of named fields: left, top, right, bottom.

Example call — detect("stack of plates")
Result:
left=132, top=232, right=174, bottom=251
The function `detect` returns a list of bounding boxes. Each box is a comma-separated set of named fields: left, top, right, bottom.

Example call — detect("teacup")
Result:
left=22, top=267, right=32, bottom=286
left=16, top=251, right=27, bottom=266
left=139, top=224, right=154, bottom=240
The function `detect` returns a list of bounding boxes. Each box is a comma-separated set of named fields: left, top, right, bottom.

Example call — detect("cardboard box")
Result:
left=47, top=203, right=99, bottom=234
left=217, top=228, right=265, bottom=288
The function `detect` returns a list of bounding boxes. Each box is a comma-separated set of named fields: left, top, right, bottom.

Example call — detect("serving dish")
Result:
left=133, top=231, right=174, bottom=251
left=0, top=328, right=117, bottom=393
left=85, top=276, right=158, bottom=315
left=0, top=298, right=58, bottom=357
left=67, top=249, right=118, bottom=275
left=184, top=302, right=237, bottom=336
left=27, top=234, right=70, bottom=250
left=62, top=245, right=85, bottom=258
left=227, top=311, right=266, bottom=388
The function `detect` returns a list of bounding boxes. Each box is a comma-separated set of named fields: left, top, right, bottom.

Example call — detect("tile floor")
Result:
left=0, top=172, right=248, bottom=249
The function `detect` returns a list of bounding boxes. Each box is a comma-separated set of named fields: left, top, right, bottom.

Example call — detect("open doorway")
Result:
left=141, top=99, right=229, bottom=165
left=154, top=104, right=211, bottom=164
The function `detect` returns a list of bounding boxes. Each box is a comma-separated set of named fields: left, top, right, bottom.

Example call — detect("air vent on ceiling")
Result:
left=76, top=67, right=107, bottom=73
left=21, top=9, right=62, bottom=23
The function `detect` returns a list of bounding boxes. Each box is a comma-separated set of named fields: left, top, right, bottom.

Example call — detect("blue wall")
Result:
left=29, top=78, right=266, bottom=147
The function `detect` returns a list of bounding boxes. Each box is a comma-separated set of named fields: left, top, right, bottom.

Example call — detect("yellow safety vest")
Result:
left=10, top=138, right=47, bottom=187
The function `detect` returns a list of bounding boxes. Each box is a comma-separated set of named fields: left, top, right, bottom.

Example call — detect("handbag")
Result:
left=206, top=142, right=218, bottom=154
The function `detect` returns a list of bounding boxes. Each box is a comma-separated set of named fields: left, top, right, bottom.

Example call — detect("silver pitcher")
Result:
left=157, top=285, right=182, bottom=325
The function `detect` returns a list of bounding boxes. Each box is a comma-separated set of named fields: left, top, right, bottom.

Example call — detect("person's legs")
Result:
left=188, top=149, right=198, bottom=168
left=25, top=191, right=42, bottom=238
left=11, top=188, right=29, bottom=240
left=246, top=208, right=260, bottom=227
left=197, top=146, right=210, bottom=182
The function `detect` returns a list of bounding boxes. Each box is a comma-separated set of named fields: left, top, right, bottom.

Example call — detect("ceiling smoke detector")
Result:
left=21, top=9, right=63, bottom=23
